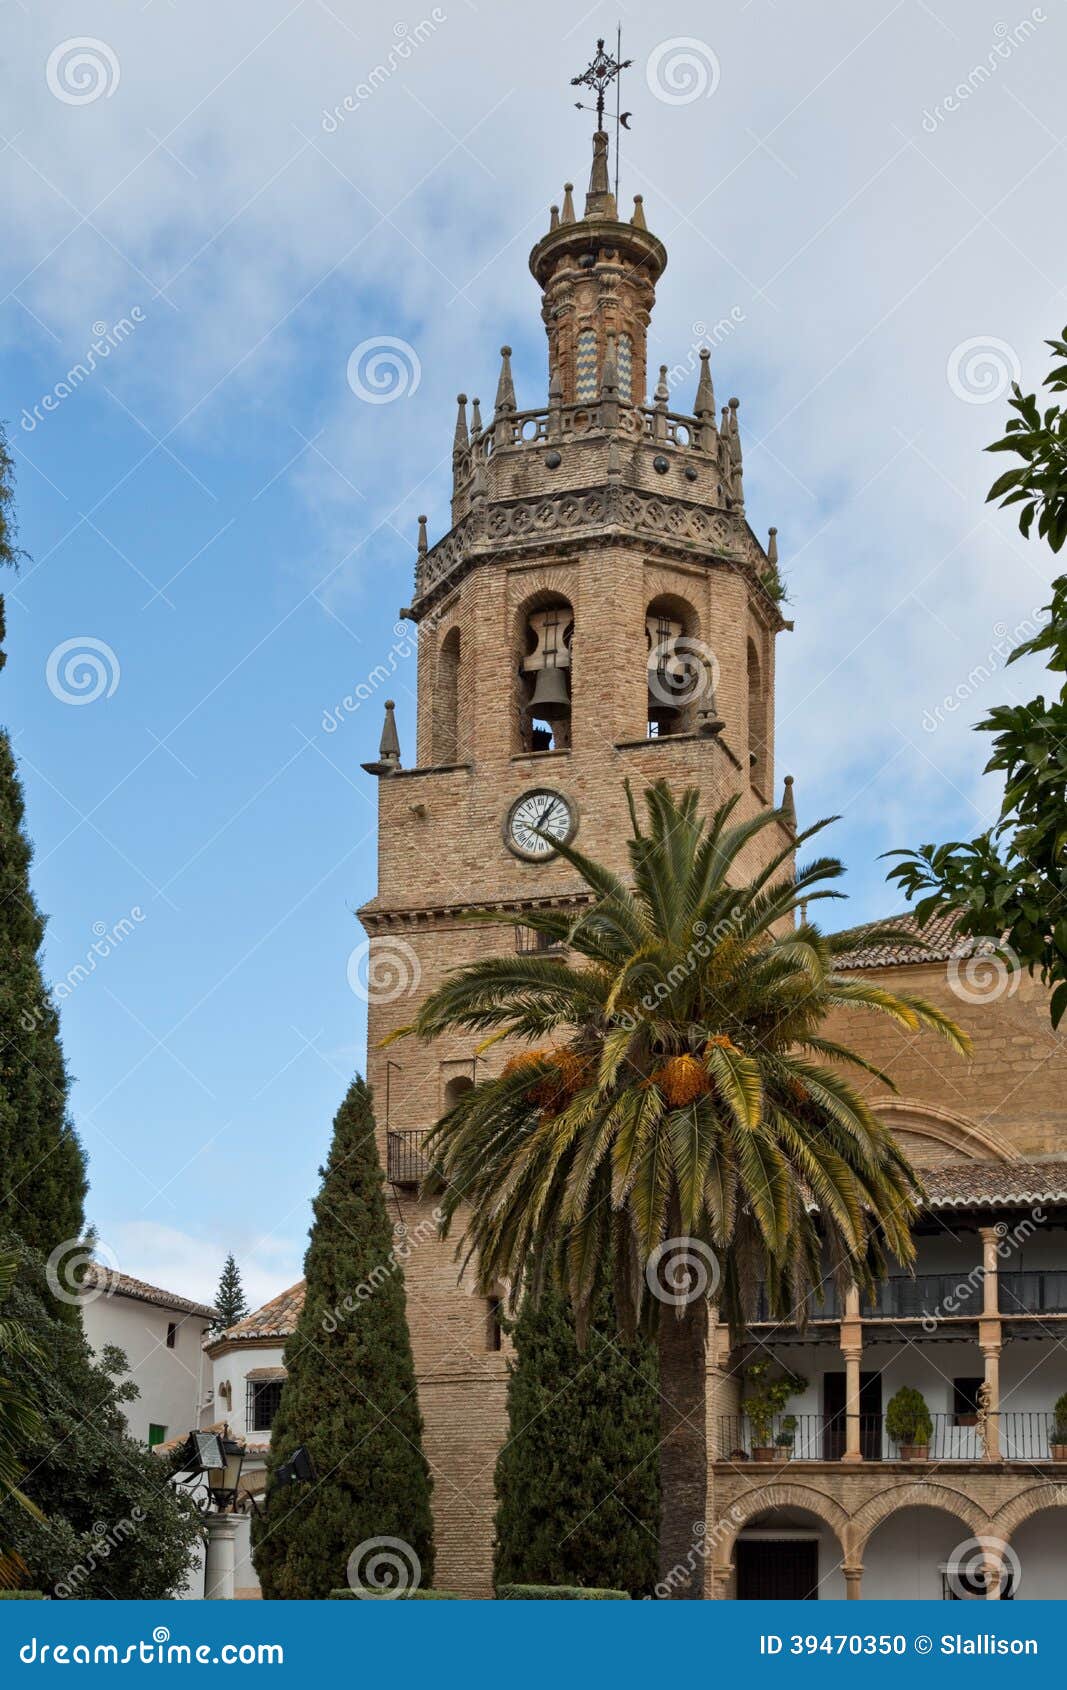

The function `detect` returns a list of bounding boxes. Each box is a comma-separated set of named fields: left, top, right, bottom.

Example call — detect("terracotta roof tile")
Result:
left=245, top=1366, right=287, bottom=1383
left=81, top=1264, right=216, bottom=1321
left=833, top=910, right=981, bottom=970
left=920, top=1160, right=1067, bottom=1209
left=215, top=1281, right=305, bottom=1344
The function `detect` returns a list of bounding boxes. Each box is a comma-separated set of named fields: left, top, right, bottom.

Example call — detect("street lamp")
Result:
left=176, top=1426, right=246, bottom=1514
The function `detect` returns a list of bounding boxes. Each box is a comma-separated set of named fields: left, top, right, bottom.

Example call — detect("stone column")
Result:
left=204, top=1515, right=238, bottom=1600
left=840, top=1284, right=864, bottom=1462
left=843, top=1565, right=863, bottom=1600
left=979, top=1226, right=1002, bottom=1459
left=711, top=1562, right=734, bottom=1599
left=982, top=1546, right=1003, bottom=1601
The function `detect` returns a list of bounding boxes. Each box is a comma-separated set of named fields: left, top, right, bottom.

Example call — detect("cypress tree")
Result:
left=252, top=1076, right=434, bottom=1598
left=492, top=1283, right=660, bottom=1597
left=212, top=1253, right=248, bottom=1331
left=0, top=436, right=87, bottom=1257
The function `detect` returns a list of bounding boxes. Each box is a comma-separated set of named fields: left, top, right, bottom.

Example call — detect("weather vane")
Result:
left=571, top=29, right=632, bottom=202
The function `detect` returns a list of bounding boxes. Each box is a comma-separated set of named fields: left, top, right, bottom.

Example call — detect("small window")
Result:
left=486, top=1296, right=503, bottom=1352
left=247, top=1380, right=284, bottom=1432
left=148, top=1423, right=167, bottom=1448
left=952, top=1377, right=984, bottom=1424
left=576, top=328, right=597, bottom=401
left=515, top=925, right=564, bottom=954
left=166, top=1322, right=178, bottom=1349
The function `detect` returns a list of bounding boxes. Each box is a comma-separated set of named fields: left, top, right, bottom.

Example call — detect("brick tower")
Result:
left=358, top=122, right=793, bottom=1596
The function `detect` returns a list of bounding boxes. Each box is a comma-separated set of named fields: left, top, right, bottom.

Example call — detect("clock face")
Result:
left=506, top=789, right=575, bottom=861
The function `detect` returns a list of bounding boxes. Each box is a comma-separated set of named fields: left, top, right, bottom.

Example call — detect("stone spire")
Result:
left=494, top=345, right=516, bottom=414
left=362, top=699, right=402, bottom=777
left=694, top=348, right=715, bottom=418
left=630, top=193, right=647, bottom=230
left=560, top=182, right=576, bottom=224
left=584, top=129, right=617, bottom=219
left=452, top=393, right=469, bottom=455
left=781, top=774, right=797, bottom=832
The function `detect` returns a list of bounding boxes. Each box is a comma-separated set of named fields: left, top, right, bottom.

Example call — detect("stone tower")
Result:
left=358, top=127, right=792, bottom=1596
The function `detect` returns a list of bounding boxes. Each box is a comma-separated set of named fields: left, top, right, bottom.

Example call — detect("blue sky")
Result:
left=2, top=0, right=1064, bottom=1305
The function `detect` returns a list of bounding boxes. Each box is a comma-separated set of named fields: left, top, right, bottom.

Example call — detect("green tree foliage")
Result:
left=252, top=1076, right=434, bottom=1599
left=0, top=1238, right=202, bottom=1597
left=211, top=1254, right=247, bottom=1332
left=0, top=439, right=87, bottom=1256
left=889, top=331, right=1067, bottom=1025
left=493, top=1282, right=658, bottom=1597
left=399, top=782, right=966, bottom=1594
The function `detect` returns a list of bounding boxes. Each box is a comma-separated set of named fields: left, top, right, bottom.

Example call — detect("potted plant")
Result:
left=1050, top=1393, right=1067, bottom=1460
left=886, top=1386, right=933, bottom=1459
left=742, top=1361, right=806, bottom=1462
left=774, top=1415, right=798, bottom=1460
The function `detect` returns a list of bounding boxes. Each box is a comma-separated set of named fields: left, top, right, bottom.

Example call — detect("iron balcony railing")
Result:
left=386, top=1129, right=429, bottom=1188
left=716, top=1411, right=1066, bottom=1463
left=750, top=1270, right=1067, bottom=1326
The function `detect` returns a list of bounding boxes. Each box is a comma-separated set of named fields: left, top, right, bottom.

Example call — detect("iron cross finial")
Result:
left=571, top=33, right=633, bottom=133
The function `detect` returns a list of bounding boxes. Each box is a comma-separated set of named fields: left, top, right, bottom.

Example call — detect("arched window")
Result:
left=443, top=1073, right=473, bottom=1112
left=617, top=333, right=633, bottom=403
left=748, top=637, right=768, bottom=793
left=518, top=596, right=573, bottom=752
left=646, top=593, right=702, bottom=737
left=433, top=627, right=461, bottom=764
left=575, top=329, right=597, bottom=402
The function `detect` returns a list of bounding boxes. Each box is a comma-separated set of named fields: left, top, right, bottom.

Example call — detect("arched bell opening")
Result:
left=517, top=595, right=574, bottom=753
left=645, top=592, right=703, bottom=738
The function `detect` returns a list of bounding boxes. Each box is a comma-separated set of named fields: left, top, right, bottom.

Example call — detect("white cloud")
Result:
left=105, top=1219, right=301, bottom=1312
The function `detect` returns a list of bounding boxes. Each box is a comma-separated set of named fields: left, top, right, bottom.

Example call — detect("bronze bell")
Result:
left=528, top=665, right=570, bottom=721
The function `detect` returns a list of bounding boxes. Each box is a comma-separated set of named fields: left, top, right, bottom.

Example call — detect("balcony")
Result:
left=716, top=1411, right=1065, bottom=1464
left=750, top=1270, right=1067, bottom=1326
left=386, top=1129, right=429, bottom=1189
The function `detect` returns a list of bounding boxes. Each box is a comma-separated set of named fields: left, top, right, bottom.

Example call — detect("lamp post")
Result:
left=175, top=1427, right=248, bottom=1600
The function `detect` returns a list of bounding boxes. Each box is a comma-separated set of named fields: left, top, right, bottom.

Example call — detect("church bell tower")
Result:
left=358, top=87, right=792, bottom=1594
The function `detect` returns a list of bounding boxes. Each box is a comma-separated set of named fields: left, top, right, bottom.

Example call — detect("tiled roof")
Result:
left=214, top=1281, right=305, bottom=1344
left=833, top=910, right=980, bottom=970
left=153, top=1420, right=269, bottom=1461
left=81, top=1264, right=216, bottom=1321
left=245, top=1366, right=287, bottom=1383
left=920, top=1160, right=1067, bottom=1209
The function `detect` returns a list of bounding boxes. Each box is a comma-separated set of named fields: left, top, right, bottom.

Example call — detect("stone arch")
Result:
left=646, top=589, right=704, bottom=737
left=851, top=1483, right=991, bottom=1559
left=992, top=1484, right=1067, bottom=1544
left=513, top=586, right=574, bottom=753
left=869, top=1097, right=1013, bottom=1165
left=432, top=623, right=462, bottom=765
left=717, top=1483, right=850, bottom=1561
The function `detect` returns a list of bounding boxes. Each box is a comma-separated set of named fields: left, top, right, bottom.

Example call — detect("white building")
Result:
left=79, top=1265, right=215, bottom=1448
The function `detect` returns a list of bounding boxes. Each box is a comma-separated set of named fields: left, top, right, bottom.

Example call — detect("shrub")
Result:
left=328, top=1589, right=459, bottom=1600
left=885, top=1386, right=933, bottom=1446
left=1052, top=1392, right=1067, bottom=1440
left=0, top=1591, right=44, bottom=1599
left=496, top=1585, right=629, bottom=1600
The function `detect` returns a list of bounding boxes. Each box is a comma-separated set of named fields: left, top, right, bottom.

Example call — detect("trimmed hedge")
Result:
left=328, top=1589, right=460, bottom=1601
left=0, top=1592, right=45, bottom=1599
left=495, top=1585, right=630, bottom=1600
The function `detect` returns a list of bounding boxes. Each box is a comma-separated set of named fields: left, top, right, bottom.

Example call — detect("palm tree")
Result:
left=397, top=783, right=968, bottom=1597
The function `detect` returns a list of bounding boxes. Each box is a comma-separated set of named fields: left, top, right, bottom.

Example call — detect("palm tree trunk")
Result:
left=656, top=1294, right=709, bottom=1598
